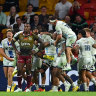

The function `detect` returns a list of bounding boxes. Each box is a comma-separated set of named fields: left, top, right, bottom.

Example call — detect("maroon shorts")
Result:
left=17, top=55, right=32, bottom=64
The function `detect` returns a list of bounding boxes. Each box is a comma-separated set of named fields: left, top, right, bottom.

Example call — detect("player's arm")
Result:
left=92, top=44, right=96, bottom=48
left=0, top=42, right=14, bottom=61
left=58, top=42, right=65, bottom=57
left=12, top=32, right=22, bottom=54
left=54, top=28, right=62, bottom=46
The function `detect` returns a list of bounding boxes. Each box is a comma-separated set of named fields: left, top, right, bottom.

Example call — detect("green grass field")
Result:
left=0, top=92, right=96, bottom=96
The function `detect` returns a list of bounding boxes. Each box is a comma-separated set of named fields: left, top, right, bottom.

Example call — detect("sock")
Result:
left=52, top=86, right=58, bottom=91
left=58, top=85, right=61, bottom=90
left=91, top=78, right=96, bottom=86
left=41, top=84, right=45, bottom=89
left=27, top=75, right=31, bottom=88
left=11, top=82, right=14, bottom=86
left=72, top=83, right=75, bottom=87
left=35, top=84, right=39, bottom=90
left=63, top=81, right=68, bottom=86
left=17, top=76, right=22, bottom=89
left=7, top=85, right=11, bottom=89
left=83, top=83, right=87, bottom=91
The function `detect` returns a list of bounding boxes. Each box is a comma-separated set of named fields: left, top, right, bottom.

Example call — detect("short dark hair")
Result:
left=6, top=29, right=13, bottom=33
left=27, top=4, right=33, bottom=8
left=41, top=6, right=47, bottom=9
left=78, top=30, right=86, bottom=37
left=0, top=4, right=3, bottom=7
left=16, top=17, right=21, bottom=20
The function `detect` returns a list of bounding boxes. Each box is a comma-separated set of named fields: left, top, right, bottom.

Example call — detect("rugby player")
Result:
left=49, top=17, right=77, bottom=70
left=12, top=23, right=45, bottom=92
left=0, top=29, right=16, bottom=92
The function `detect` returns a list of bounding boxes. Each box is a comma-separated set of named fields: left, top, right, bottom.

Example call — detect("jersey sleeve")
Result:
left=55, top=25, right=62, bottom=35
left=13, top=31, right=23, bottom=41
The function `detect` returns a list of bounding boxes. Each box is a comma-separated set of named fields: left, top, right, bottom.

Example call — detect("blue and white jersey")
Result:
left=76, top=37, right=95, bottom=58
left=55, top=21, right=76, bottom=39
left=0, top=38, right=16, bottom=60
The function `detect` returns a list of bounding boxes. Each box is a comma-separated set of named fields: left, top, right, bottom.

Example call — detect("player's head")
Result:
left=24, top=23, right=31, bottom=32
left=83, top=28, right=91, bottom=37
left=32, top=27, right=39, bottom=35
left=78, top=29, right=86, bottom=39
left=49, top=16, right=57, bottom=26
left=6, top=29, right=13, bottom=39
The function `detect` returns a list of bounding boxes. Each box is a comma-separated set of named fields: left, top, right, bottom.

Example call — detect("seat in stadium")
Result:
left=4, top=12, right=10, bottom=16
left=0, top=0, right=5, bottom=4
left=18, top=12, right=26, bottom=17
left=89, top=12, right=96, bottom=20
left=1, top=29, right=7, bottom=39
left=86, top=20, right=95, bottom=26
left=84, top=11, right=89, bottom=20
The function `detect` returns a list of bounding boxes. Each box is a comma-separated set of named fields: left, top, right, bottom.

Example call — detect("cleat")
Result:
left=25, top=88, right=31, bottom=92
left=12, top=70, right=17, bottom=78
left=66, top=64, right=71, bottom=70
left=7, top=88, right=10, bottom=92
left=58, top=88, right=63, bottom=92
left=14, top=88, right=22, bottom=92
left=34, top=88, right=45, bottom=92
left=72, top=86, right=79, bottom=92
left=49, top=89, right=58, bottom=92
left=11, top=83, right=16, bottom=92
left=25, top=82, right=33, bottom=91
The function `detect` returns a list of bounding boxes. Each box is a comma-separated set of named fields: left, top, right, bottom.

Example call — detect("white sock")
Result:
left=7, top=85, right=11, bottom=89
left=71, top=83, right=75, bottom=87
left=91, top=78, right=96, bottom=86
left=63, top=81, right=67, bottom=86
left=35, top=84, right=39, bottom=90
left=52, top=86, right=58, bottom=91
left=83, top=83, right=87, bottom=91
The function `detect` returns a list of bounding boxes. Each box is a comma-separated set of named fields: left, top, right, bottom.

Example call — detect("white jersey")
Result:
left=76, top=37, right=95, bottom=58
left=55, top=21, right=76, bottom=38
left=39, top=34, right=56, bottom=55
left=88, top=37, right=96, bottom=55
left=0, top=38, right=16, bottom=61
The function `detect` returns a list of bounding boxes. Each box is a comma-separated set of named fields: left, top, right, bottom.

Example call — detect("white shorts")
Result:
left=3, top=58, right=16, bottom=67
left=66, top=35, right=77, bottom=48
left=31, top=56, right=42, bottom=71
left=77, top=56, right=94, bottom=72
left=52, top=53, right=67, bottom=70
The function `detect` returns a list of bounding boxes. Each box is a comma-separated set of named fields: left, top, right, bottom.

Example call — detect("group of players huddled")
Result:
left=0, top=16, right=96, bottom=92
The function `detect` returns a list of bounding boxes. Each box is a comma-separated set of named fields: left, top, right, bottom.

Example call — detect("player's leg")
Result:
left=3, top=67, right=8, bottom=79
left=7, top=67, right=14, bottom=92
left=14, top=56, right=25, bottom=92
left=25, top=56, right=32, bottom=92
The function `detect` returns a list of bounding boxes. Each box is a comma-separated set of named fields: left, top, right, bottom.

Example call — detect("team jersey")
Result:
left=13, top=31, right=39, bottom=55
left=88, top=37, right=96, bottom=55
left=0, top=38, right=16, bottom=60
left=39, top=34, right=56, bottom=55
left=76, top=37, right=95, bottom=58
left=55, top=21, right=76, bottom=38
left=56, top=40, right=65, bottom=55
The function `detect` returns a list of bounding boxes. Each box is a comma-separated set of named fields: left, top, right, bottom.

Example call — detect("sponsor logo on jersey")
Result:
left=21, top=42, right=30, bottom=46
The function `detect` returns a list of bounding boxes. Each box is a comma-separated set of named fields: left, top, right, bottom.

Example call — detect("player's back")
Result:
left=56, top=21, right=75, bottom=38
left=77, top=38, right=94, bottom=58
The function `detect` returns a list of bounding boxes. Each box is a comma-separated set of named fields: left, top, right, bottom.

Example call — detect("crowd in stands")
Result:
left=0, top=0, right=96, bottom=42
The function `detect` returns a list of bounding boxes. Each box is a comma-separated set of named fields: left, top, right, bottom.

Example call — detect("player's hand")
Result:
left=58, top=52, right=61, bottom=57
left=7, top=57, right=14, bottom=61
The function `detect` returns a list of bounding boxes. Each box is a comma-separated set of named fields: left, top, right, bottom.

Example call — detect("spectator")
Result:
left=22, top=15, right=27, bottom=24
left=55, top=0, right=72, bottom=20
left=31, top=14, right=42, bottom=30
left=39, top=6, right=49, bottom=25
left=3, top=0, right=19, bottom=12
left=0, top=4, right=7, bottom=32
left=28, top=0, right=39, bottom=12
left=6, top=6, right=19, bottom=28
left=64, top=15, right=72, bottom=28
left=13, top=17, right=24, bottom=31
left=69, top=1, right=85, bottom=22
left=72, top=15, right=88, bottom=35
left=24, top=4, right=35, bottom=24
